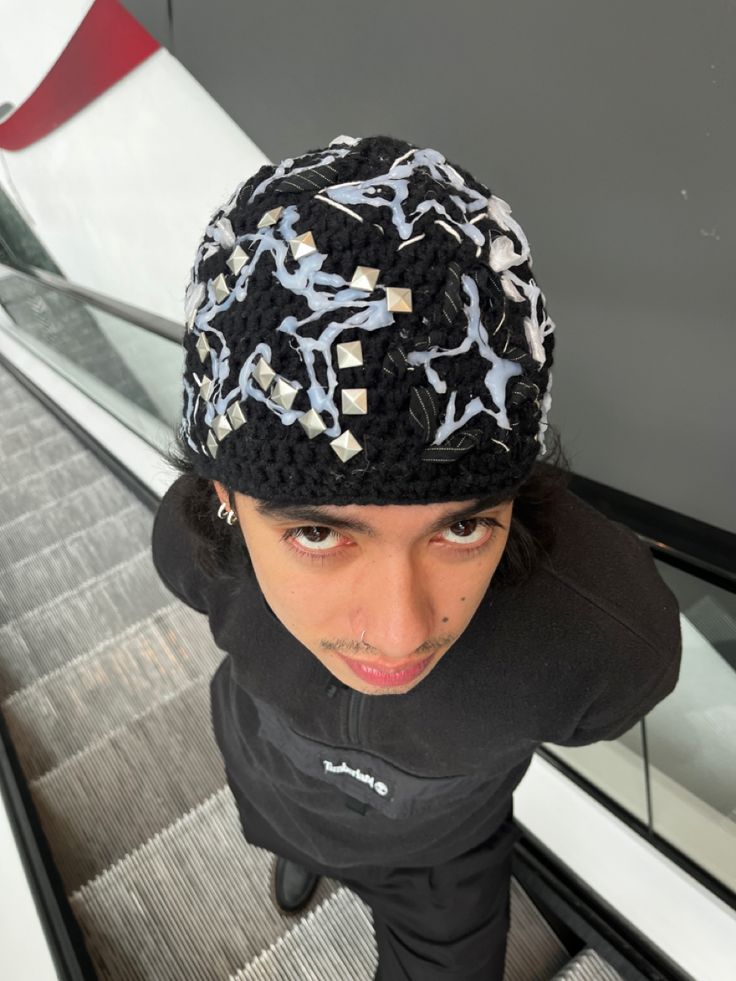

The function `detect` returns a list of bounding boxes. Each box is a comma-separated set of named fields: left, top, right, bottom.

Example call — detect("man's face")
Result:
left=213, top=482, right=513, bottom=696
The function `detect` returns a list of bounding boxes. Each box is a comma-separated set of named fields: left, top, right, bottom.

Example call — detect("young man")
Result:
left=152, top=134, right=682, bottom=980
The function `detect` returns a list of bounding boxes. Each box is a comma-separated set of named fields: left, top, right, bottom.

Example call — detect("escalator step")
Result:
left=504, top=877, right=571, bottom=980
left=0, top=378, right=45, bottom=416
left=2, top=408, right=66, bottom=457
left=0, top=504, right=153, bottom=610
left=550, top=947, right=624, bottom=980
left=1, top=471, right=131, bottom=565
left=0, top=449, right=106, bottom=523
left=4, top=602, right=220, bottom=780
left=0, top=427, right=83, bottom=489
left=68, top=786, right=341, bottom=981
left=3, top=396, right=46, bottom=425
left=0, top=550, right=175, bottom=698
left=233, top=886, right=376, bottom=981
left=29, top=675, right=226, bottom=892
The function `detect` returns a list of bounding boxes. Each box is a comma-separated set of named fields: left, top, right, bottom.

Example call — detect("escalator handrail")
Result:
left=569, top=473, right=735, bottom=592
left=0, top=261, right=182, bottom=342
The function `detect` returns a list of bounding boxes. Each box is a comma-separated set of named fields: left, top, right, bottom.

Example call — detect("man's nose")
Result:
left=357, top=554, right=433, bottom=661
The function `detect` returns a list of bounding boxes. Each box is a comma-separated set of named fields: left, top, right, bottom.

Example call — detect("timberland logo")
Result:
left=322, top=759, right=389, bottom=797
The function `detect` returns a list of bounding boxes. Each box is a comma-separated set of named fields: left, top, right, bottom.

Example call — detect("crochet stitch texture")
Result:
left=179, top=134, right=555, bottom=505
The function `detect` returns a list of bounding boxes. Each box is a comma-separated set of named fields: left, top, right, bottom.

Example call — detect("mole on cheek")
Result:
left=442, top=616, right=449, bottom=623
left=460, top=596, right=466, bottom=602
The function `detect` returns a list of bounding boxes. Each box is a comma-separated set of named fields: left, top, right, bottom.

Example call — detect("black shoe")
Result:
left=272, top=855, right=320, bottom=914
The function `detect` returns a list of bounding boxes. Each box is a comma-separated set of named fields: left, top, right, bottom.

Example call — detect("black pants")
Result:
left=331, top=804, right=519, bottom=980
left=230, top=778, right=519, bottom=980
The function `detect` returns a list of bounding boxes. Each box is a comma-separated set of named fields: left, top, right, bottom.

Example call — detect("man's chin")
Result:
left=345, top=676, right=417, bottom=695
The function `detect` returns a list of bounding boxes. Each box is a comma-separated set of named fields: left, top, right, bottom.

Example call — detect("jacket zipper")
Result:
left=346, top=689, right=363, bottom=743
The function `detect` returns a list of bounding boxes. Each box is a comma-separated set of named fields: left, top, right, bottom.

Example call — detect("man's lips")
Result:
left=339, top=654, right=431, bottom=673
left=336, top=652, right=437, bottom=690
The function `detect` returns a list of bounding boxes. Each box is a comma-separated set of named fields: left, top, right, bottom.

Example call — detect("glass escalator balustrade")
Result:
left=0, top=261, right=182, bottom=456
left=546, top=556, right=736, bottom=894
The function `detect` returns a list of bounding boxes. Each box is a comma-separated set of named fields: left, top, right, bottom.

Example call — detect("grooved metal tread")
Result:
left=4, top=602, right=219, bottom=780
left=0, top=449, right=108, bottom=520
left=3, top=405, right=66, bottom=455
left=0, top=360, right=623, bottom=979
left=0, top=502, right=152, bottom=610
left=29, top=675, right=228, bottom=892
left=230, top=886, right=376, bottom=981
left=551, top=948, right=625, bottom=980
left=2, top=470, right=139, bottom=565
left=70, top=786, right=345, bottom=981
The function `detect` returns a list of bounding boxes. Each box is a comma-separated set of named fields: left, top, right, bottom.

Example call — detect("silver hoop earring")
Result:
left=217, top=501, right=238, bottom=526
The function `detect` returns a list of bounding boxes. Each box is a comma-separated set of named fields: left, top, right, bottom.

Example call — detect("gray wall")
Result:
left=126, top=0, right=735, bottom=533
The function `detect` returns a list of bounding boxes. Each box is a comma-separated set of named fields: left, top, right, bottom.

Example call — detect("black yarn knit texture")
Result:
left=179, top=134, right=555, bottom=505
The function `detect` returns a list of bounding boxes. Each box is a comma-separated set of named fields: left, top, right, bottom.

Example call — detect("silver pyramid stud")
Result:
left=212, top=273, right=229, bottom=302
left=271, top=377, right=299, bottom=410
left=298, top=408, right=327, bottom=439
left=341, top=388, right=367, bottom=415
left=226, top=245, right=249, bottom=275
left=195, top=333, right=211, bottom=363
left=253, top=357, right=276, bottom=392
left=336, top=340, right=363, bottom=368
left=206, top=431, right=219, bottom=457
left=198, top=376, right=214, bottom=400
left=386, top=286, right=413, bottom=313
left=330, top=430, right=363, bottom=462
left=226, top=401, right=247, bottom=430
left=257, top=206, right=283, bottom=228
left=350, top=266, right=380, bottom=291
left=289, top=231, right=318, bottom=260
left=212, top=413, right=233, bottom=441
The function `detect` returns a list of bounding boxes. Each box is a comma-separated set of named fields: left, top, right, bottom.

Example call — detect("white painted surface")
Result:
left=0, top=0, right=90, bottom=108
left=0, top=785, right=59, bottom=981
left=1, top=14, right=268, bottom=324
left=515, top=753, right=736, bottom=981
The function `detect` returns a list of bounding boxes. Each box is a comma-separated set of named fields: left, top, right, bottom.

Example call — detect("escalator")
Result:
left=1, top=265, right=733, bottom=980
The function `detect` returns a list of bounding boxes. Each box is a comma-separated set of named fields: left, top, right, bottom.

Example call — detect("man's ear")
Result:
left=213, top=481, right=241, bottom=524
left=212, top=480, right=229, bottom=509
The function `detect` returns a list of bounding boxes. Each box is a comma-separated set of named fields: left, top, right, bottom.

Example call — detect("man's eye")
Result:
left=441, top=517, right=500, bottom=546
left=283, top=526, right=339, bottom=551
left=281, top=516, right=502, bottom=559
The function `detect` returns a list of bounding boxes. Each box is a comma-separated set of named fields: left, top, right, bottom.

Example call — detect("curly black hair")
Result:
left=161, top=422, right=573, bottom=591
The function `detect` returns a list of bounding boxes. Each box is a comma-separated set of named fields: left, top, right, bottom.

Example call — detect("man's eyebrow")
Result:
left=253, top=496, right=508, bottom=538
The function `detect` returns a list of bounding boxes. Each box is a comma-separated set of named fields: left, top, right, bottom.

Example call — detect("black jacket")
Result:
left=151, top=476, right=682, bottom=869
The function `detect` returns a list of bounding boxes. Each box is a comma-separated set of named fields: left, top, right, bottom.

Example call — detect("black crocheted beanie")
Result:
left=179, top=133, right=556, bottom=505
